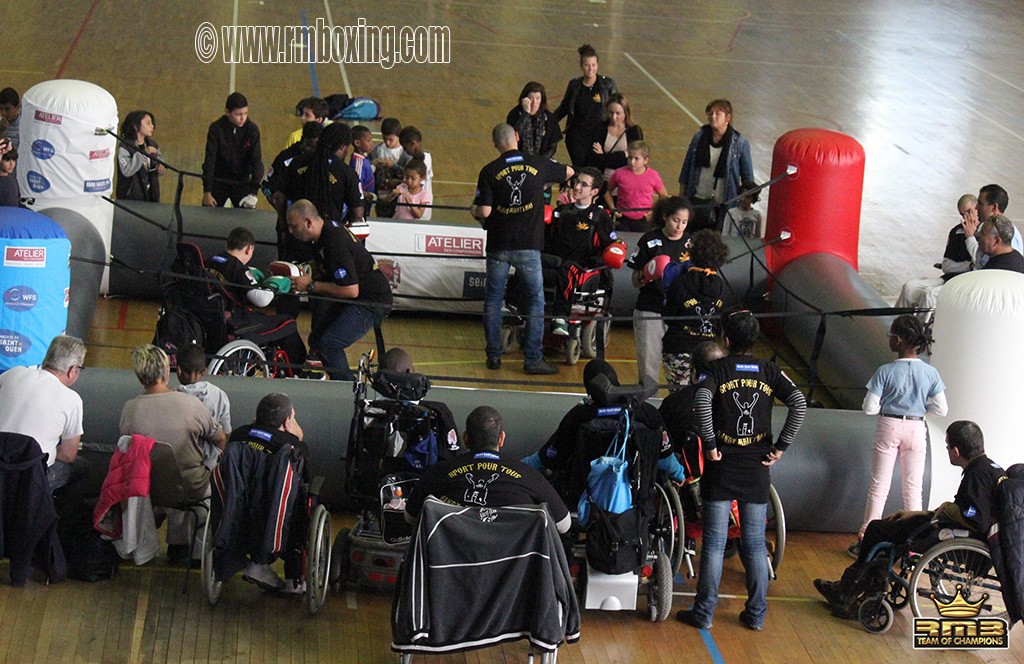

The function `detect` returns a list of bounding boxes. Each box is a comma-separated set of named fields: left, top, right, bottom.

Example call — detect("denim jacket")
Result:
left=678, top=125, right=754, bottom=208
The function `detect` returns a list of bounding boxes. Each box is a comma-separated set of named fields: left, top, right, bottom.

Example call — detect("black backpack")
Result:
left=153, top=305, right=205, bottom=363
left=57, top=500, right=119, bottom=583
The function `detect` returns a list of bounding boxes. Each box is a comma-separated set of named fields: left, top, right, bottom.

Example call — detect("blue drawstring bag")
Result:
left=578, top=411, right=633, bottom=525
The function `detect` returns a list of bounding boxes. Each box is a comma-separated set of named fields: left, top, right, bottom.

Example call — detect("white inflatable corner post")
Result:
left=17, top=80, right=118, bottom=292
left=929, top=270, right=1024, bottom=507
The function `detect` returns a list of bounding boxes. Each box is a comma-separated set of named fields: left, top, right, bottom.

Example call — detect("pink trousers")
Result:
left=858, top=416, right=927, bottom=538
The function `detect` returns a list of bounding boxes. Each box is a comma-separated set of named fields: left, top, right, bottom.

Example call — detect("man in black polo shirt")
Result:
left=815, top=420, right=1005, bottom=620
left=404, top=405, right=571, bottom=534
left=286, top=199, right=392, bottom=381
left=470, top=123, right=573, bottom=375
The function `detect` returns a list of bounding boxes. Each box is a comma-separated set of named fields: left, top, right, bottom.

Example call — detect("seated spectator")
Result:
left=505, top=81, right=562, bottom=159
left=284, top=96, right=330, bottom=149
left=378, top=347, right=460, bottom=458
left=544, top=167, right=617, bottom=336
left=206, top=226, right=309, bottom=371
left=0, top=87, right=21, bottom=149
left=120, top=344, right=226, bottom=565
left=0, top=335, right=87, bottom=493
left=522, top=359, right=687, bottom=503
left=388, top=158, right=432, bottom=221
left=397, top=125, right=433, bottom=194
left=227, top=392, right=306, bottom=592
left=116, top=110, right=164, bottom=202
left=962, top=183, right=1023, bottom=268
left=175, top=342, right=232, bottom=466
left=815, top=420, right=1004, bottom=619
left=895, top=194, right=977, bottom=318
left=978, top=214, right=1024, bottom=274
left=0, top=142, right=18, bottom=207
left=405, top=405, right=571, bottom=534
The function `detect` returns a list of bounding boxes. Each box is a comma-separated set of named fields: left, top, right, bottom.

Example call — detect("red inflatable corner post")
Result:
left=765, top=129, right=865, bottom=275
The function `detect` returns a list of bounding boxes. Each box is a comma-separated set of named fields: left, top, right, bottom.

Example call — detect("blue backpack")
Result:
left=338, top=97, right=381, bottom=121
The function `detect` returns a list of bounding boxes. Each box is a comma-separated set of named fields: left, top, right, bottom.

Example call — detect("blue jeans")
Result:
left=692, top=499, right=770, bottom=627
left=484, top=250, right=544, bottom=364
left=310, top=302, right=384, bottom=381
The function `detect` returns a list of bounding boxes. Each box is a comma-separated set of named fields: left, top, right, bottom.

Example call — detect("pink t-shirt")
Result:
left=608, top=166, right=665, bottom=219
left=392, top=183, right=433, bottom=221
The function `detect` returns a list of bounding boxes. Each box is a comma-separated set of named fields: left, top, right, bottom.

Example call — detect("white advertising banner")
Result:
left=365, top=220, right=487, bottom=313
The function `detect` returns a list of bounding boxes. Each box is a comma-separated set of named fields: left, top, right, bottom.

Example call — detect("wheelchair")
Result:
left=502, top=254, right=613, bottom=365
left=851, top=524, right=1006, bottom=634
left=330, top=351, right=445, bottom=590
left=156, top=241, right=299, bottom=378
left=555, top=379, right=686, bottom=622
left=676, top=434, right=786, bottom=582
left=200, top=447, right=332, bottom=616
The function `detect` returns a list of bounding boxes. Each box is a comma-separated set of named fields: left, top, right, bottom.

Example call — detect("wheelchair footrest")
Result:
left=584, top=564, right=639, bottom=611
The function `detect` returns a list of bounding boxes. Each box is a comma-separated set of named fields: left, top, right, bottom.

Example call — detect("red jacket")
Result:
left=93, top=435, right=154, bottom=537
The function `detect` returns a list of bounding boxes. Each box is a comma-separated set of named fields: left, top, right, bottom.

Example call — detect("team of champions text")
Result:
left=195, top=18, right=450, bottom=69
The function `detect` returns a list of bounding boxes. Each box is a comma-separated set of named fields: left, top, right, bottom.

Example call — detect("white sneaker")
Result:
left=242, top=562, right=286, bottom=592
left=551, top=319, right=569, bottom=336
left=281, top=579, right=307, bottom=595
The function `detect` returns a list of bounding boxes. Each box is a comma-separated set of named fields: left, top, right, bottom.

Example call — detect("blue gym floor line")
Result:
left=699, top=628, right=727, bottom=664
left=301, top=10, right=320, bottom=97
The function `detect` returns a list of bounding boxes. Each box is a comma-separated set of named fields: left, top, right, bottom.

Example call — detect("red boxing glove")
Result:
left=602, top=241, right=628, bottom=269
left=544, top=205, right=554, bottom=225
left=640, top=254, right=671, bottom=285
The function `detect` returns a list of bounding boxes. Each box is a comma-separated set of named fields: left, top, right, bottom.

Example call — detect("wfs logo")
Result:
left=26, top=170, right=51, bottom=193
left=3, top=286, right=38, bottom=311
left=30, top=139, right=55, bottom=160
left=0, top=330, right=31, bottom=358
left=913, top=584, right=1008, bottom=649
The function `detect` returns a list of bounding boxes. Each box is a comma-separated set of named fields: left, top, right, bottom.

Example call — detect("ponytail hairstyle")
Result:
left=303, top=122, right=351, bottom=218
left=890, top=314, right=933, bottom=355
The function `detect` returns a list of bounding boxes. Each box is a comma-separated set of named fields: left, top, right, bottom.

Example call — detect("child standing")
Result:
left=350, top=125, right=376, bottom=217
left=605, top=140, right=668, bottom=232
left=724, top=181, right=763, bottom=238
left=661, top=229, right=729, bottom=386
left=544, top=167, right=617, bottom=335
left=398, top=125, right=433, bottom=195
left=0, top=142, right=19, bottom=207
left=625, top=196, right=692, bottom=388
left=852, top=315, right=947, bottom=555
left=370, top=117, right=404, bottom=167
left=390, top=159, right=432, bottom=221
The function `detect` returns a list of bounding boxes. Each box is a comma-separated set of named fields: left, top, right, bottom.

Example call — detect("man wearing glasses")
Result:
left=0, top=335, right=87, bottom=491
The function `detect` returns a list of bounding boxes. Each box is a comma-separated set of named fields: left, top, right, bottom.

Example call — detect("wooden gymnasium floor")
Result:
left=5, top=0, right=1024, bottom=661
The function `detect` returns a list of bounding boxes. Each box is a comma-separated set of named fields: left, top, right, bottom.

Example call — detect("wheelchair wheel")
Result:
left=207, top=340, right=269, bottom=377
left=581, top=319, right=611, bottom=359
left=652, top=482, right=685, bottom=577
left=647, top=551, right=673, bottom=622
left=329, top=528, right=350, bottom=591
left=766, top=484, right=786, bottom=575
left=306, top=504, right=332, bottom=616
left=909, top=538, right=1006, bottom=620
left=565, top=336, right=581, bottom=366
left=858, top=595, right=894, bottom=634
left=200, top=512, right=223, bottom=606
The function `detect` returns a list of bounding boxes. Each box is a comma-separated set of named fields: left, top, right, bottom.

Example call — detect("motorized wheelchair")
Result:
left=554, top=378, right=686, bottom=622
left=331, top=350, right=448, bottom=590
left=502, top=254, right=613, bottom=365
left=154, top=241, right=300, bottom=377
left=200, top=440, right=332, bottom=616
left=847, top=521, right=1006, bottom=634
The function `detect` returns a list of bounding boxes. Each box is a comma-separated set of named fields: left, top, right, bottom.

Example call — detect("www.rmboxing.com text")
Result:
left=195, top=18, right=450, bottom=69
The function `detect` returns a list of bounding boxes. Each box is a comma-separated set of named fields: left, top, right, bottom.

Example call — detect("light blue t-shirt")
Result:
left=866, top=358, right=944, bottom=417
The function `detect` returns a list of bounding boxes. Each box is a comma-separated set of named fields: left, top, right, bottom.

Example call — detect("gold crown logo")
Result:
left=930, top=584, right=986, bottom=618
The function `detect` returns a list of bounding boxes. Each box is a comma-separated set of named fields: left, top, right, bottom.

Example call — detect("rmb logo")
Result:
left=913, top=584, right=1008, bottom=649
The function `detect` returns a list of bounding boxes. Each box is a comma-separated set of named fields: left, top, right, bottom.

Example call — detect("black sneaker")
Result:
left=524, top=360, right=558, bottom=375
left=813, top=578, right=837, bottom=602
left=739, top=610, right=763, bottom=631
left=166, top=544, right=190, bottom=567
left=486, top=358, right=501, bottom=370
left=675, top=609, right=712, bottom=630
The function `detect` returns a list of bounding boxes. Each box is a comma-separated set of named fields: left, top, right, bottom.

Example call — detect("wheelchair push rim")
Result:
left=207, top=339, right=270, bottom=378
left=908, top=538, right=1007, bottom=621
left=306, top=503, right=332, bottom=615
left=201, top=511, right=223, bottom=606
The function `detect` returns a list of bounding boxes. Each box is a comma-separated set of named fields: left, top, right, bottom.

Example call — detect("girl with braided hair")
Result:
left=851, top=314, right=948, bottom=556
